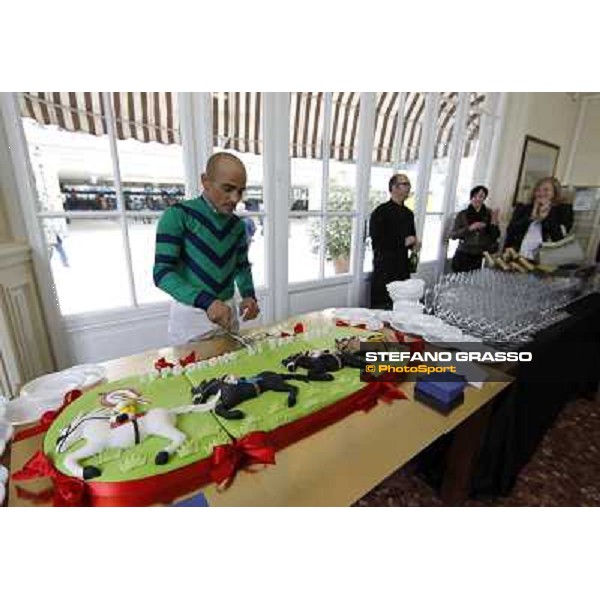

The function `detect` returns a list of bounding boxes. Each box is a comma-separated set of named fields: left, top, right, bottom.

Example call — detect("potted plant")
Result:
left=310, top=186, right=388, bottom=274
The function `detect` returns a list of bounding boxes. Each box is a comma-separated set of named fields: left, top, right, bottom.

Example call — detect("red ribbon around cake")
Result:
left=14, top=389, right=83, bottom=442
left=12, top=451, right=86, bottom=507
left=210, top=432, right=276, bottom=486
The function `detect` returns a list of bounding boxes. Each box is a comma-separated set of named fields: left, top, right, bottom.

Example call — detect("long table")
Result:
left=418, top=293, right=600, bottom=498
left=6, top=311, right=512, bottom=507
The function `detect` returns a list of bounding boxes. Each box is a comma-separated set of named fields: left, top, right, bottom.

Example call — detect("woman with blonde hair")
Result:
left=505, top=176, right=573, bottom=259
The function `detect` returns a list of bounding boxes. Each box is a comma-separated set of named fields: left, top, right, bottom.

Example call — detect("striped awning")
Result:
left=289, top=92, right=361, bottom=162
left=212, top=92, right=262, bottom=154
left=372, top=92, right=486, bottom=164
left=20, top=92, right=484, bottom=163
left=20, top=92, right=180, bottom=144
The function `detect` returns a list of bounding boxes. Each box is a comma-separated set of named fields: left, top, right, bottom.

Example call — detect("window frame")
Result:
left=2, top=91, right=505, bottom=367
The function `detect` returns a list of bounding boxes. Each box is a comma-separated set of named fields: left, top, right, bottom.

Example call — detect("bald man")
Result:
left=369, top=173, right=418, bottom=309
left=153, top=152, right=260, bottom=345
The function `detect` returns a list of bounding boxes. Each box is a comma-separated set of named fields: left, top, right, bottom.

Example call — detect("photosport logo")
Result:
left=359, top=342, right=531, bottom=383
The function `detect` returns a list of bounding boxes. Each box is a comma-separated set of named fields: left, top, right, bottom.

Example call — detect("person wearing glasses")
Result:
left=154, top=152, right=260, bottom=345
left=450, top=185, right=500, bottom=272
left=369, top=173, right=419, bottom=309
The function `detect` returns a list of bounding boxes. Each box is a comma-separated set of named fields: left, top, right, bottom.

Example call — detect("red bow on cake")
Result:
left=210, top=432, right=276, bottom=487
left=13, top=451, right=86, bottom=507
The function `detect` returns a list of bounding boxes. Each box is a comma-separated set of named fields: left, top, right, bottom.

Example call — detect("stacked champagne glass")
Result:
left=425, top=270, right=580, bottom=347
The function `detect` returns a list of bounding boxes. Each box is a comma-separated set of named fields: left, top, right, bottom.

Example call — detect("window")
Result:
left=17, top=91, right=498, bottom=325
left=363, top=92, right=488, bottom=269
left=20, top=92, right=182, bottom=315
left=212, top=92, right=266, bottom=288
left=289, top=92, right=361, bottom=283
left=364, top=92, right=422, bottom=272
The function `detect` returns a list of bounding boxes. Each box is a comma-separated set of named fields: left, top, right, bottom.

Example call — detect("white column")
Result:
left=414, top=92, right=441, bottom=241
left=435, top=92, right=470, bottom=279
left=484, top=92, right=507, bottom=190
left=0, top=93, right=71, bottom=368
left=564, top=95, right=588, bottom=185
left=178, top=93, right=199, bottom=197
left=348, top=92, right=376, bottom=307
left=192, top=92, right=214, bottom=179
left=263, top=93, right=290, bottom=322
left=472, top=93, right=499, bottom=186
left=103, top=92, right=137, bottom=307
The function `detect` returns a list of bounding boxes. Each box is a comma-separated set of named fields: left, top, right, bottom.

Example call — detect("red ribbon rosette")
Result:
left=179, top=351, right=197, bottom=368
left=355, top=381, right=407, bottom=413
left=12, top=451, right=86, bottom=507
left=154, top=357, right=175, bottom=372
left=210, top=432, right=276, bottom=487
left=374, top=381, right=407, bottom=404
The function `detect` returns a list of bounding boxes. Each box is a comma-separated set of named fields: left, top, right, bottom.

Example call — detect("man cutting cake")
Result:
left=153, top=152, right=260, bottom=345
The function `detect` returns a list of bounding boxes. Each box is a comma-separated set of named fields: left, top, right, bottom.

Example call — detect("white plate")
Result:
left=3, top=396, right=58, bottom=427
left=0, top=419, right=14, bottom=455
left=21, top=364, right=107, bottom=399
left=21, top=371, right=85, bottom=398
left=64, top=364, right=108, bottom=390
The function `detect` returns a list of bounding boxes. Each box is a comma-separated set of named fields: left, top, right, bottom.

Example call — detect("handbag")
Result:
left=538, top=235, right=585, bottom=267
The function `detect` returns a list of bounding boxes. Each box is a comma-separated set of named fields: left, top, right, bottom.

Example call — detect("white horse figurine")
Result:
left=55, top=389, right=218, bottom=480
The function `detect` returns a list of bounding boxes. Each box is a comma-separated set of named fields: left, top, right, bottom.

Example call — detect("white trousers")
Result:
left=167, top=298, right=239, bottom=346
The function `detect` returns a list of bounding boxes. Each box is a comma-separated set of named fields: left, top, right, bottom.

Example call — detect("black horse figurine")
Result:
left=191, top=371, right=316, bottom=420
left=282, top=344, right=367, bottom=379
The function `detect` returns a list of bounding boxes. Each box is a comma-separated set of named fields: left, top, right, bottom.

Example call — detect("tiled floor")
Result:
left=356, top=395, right=600, bottom=507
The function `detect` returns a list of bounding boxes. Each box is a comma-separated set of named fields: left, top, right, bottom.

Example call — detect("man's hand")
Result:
left=239, top=297, right=260, bottom=321
left=405, top=235, right=417, bottom=248
left=207, top=300, right=233, bottom=330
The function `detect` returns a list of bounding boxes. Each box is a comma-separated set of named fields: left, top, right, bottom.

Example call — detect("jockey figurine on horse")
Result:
left=282, top=337, right=369, bottom=379
left=191, top=370, right=332, bottom=420
left=100, top=388, right=150, bottom=426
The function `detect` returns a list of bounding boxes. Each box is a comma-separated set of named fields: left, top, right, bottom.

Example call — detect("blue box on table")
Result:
left=414, top=372, right=467, bottom=415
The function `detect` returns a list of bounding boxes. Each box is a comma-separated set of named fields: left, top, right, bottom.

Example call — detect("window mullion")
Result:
left=392, top=92, right=407, bottom=173
left=319, top=92, right=333, bottom=280
left=414, top=92, right=441, bottom=243
left=103, top=91, right=137, bottom=307
left=349, top=92, right=376, bottom=305
left=435, top=92, right=470, bottom=278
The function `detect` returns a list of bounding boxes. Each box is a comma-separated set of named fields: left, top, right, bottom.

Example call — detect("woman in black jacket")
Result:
left=451, top=186, right=500, bottom=272
left=505, top=177, right=573, bottom=259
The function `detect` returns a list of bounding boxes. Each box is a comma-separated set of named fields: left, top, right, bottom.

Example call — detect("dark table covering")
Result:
left=420, top=292, right=600, bottom=498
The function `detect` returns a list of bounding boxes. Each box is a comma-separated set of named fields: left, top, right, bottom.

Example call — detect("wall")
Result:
left=570, top=96, right=600, bottom=186
left=0, top=107, right=18, bottom=242
left=489, top=92, right=581, bottom=220
left=0, top=192, right=9, bottom=242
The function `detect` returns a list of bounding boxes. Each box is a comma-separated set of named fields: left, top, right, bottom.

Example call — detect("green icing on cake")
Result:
left=44, top=326, right=372, bottom=483
left=119, top=450, right=148, bottom=473
left=186, top=327, right=371, bottom=439
left=44, top=374, right=230, bottom=483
